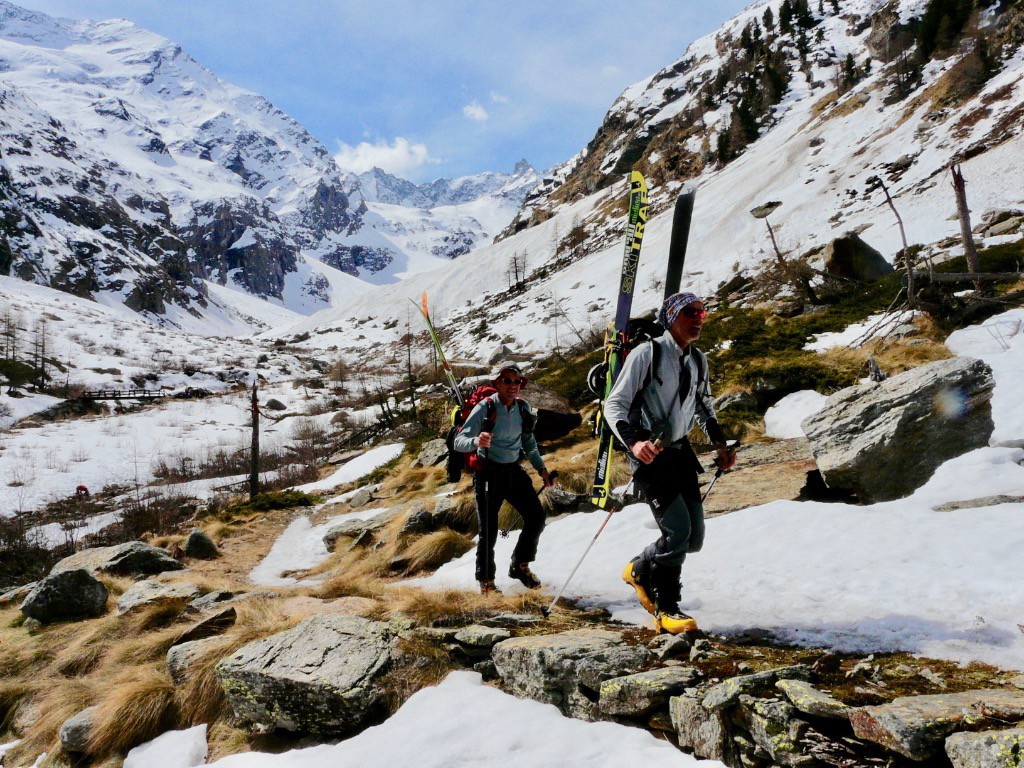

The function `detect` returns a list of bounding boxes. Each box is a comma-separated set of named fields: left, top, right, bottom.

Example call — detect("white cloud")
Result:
left=462, top=101, right=489, bottom=121
left=489, top=91, right=508, bottom=104
left=333, top=137, right=437, bottom=176
left=602, top=65, right=621, bottom=77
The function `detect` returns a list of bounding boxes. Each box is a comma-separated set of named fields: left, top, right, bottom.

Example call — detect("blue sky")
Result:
left=17, top=1, right=751, bottom=182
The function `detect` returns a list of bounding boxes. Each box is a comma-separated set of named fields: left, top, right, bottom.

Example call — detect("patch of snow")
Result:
left=204, top=671, right=714, bottom=768
left=764, top=390, right=828, bottom=438
left=124, top=725, right=207, bottom=768
left=413, top=444, right=1024, bottom=670
left=293, top=443, right=405, bottom=492
left=248, top=506, right=391, bottom=587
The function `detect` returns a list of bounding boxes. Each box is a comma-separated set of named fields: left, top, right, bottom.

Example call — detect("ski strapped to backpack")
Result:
left=590, top=171, right=649, bottom=509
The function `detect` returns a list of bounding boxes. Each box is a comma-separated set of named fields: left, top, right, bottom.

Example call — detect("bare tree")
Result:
left=951, top=162, right=981, bottom=291
left=867, top=175, right=916, bottom=308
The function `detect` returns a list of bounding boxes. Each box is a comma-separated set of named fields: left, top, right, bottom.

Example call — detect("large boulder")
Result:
left=946, top=727, right=1024, bottom=768
left=184, top=529, right=220, bottom=560
left=414, top=439, right=448, bottom=468
left=850, top=689, right=1024, bottom=761
left=168, top=637, right=224, bottom=685
left=215, top=615, right=393, bottom=735
left=323, top=509, right=395, bottom=551
left=822, top=233, right=894, bottom=282
left=491, top=629, right=653, bottom=720
left=599, top=666, right=702, bottom=717
left=20, top=568, right=108, bottom=623
left=50, top=541, right=184, bottom=578
left=670, top=694, right=738, bottom=764
left=802, top=357, right=995, bottom=502
left=524, top=382, right=582, bottom=442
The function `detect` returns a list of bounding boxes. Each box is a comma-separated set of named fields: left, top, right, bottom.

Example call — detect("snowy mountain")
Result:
left=0, top=1, right=538, bottom=329
left=279, top=0, right=1024, bottom=363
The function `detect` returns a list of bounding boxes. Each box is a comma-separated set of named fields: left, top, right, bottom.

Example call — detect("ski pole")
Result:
left=702, top=439, right=739, bottom=503
left=701, top=467, right=724, bottom=503
left=542, top=505, right=614, bottom=618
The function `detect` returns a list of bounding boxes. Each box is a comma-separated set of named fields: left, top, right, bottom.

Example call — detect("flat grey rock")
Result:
left=116, top=580, right=201, bottom=615
left=599, top=666, right=702, bottom=716
left=215, top=614, right=392, bottom=735
left=50, top=541, right=183, bottom=578
left=946, top=727, right=1024, bottom=768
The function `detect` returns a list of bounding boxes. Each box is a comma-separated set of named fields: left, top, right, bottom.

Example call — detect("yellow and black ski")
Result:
left=590, top=171, right=649, bottom=509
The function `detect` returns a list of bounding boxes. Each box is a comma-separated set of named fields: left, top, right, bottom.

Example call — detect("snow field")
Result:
left=202, top=671, right=716, bottom=768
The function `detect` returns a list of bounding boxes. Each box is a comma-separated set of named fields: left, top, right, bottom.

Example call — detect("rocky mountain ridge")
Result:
left=280, top=0, right=1023, bottom=367
left=0, top=1, right=538, bottom=329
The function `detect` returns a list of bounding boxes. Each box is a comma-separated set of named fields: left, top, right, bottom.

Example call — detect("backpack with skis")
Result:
left=589, top=177, right=697, bottom=509
left=412, top=294, right=536, bottom=483
left=443, top=385, right=535, bottom=483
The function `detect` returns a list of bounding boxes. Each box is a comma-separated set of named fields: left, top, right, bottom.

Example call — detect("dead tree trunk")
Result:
left=249, top=381, right=260, bottom=499
left=950, top=163, right=981, bottom=291
left=873, top=176, right=916, bottom=309
left=764, top=219, right=818, bottom=304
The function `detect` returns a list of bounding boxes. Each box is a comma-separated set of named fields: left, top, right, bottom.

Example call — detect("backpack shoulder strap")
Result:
left=646, top=339, right=662, bottom=387
left=692, top=346, right=707, bottom=389
left=484, top=394, right=498, bottom=432
left=516, top=398, right=535, bottom=434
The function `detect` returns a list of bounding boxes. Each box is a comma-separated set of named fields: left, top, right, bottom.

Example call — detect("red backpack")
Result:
left=444, top=385, right=534, bottom=482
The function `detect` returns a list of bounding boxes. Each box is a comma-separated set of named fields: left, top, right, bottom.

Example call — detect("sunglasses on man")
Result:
left=681, top=306, right=707, bottom=319
left=498, top=377, right=524, bottom=386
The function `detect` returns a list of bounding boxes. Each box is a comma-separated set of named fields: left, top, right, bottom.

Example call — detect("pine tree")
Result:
left=779, top=0, right=794, bottom=32
left=763, top=6, right=775, bottom=31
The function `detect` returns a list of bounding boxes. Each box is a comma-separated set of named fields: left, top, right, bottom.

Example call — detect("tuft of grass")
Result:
left=3, top=677, right=92, bottom=766
left=86, top=666, right=177, bottom=758
left=315, top=550, right=391, bottom=600
left=237, top=489, right=320, bottom=512
left=383, top=585, right=546, bottom=627
left=402, top=529, right=473, bottom=574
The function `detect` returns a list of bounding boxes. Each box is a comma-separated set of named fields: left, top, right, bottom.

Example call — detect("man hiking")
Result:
left=454, top=363, right=554, bottom=594
left=605, top=292, right=736, bottom=634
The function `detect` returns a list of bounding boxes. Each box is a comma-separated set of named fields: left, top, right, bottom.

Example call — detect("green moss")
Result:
left=225, top=490, right=321, bottom=514
left=530, top=345, right=605, bottom=409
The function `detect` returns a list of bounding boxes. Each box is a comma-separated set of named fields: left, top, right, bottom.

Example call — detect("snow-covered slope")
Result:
left=0, top=1, right=538, bottom=327
left=275, top=0, right=1023, bottom=363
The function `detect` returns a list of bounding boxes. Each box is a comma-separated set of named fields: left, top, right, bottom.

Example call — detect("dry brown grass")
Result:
left=86, top=666, right=177, bottom=758
left=3, top=677, right=92, bottom=765
left=383, top=585, right=546, bottom=627
left=314, top=550, right=391, bottom=600
left=819, top=332, right=953, bottom=379
left=402, top=529, right=473, bottom=574
left=206, top=721, right=252, bottom=763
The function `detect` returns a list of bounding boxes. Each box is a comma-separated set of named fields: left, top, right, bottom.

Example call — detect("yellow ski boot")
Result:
left=654, top=609, right=699, bottom=635
left=622, top=557, right=656, bottom=616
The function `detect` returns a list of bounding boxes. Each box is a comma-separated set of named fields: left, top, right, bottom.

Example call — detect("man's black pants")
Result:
left=472, top=460, right=546, bottom=582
